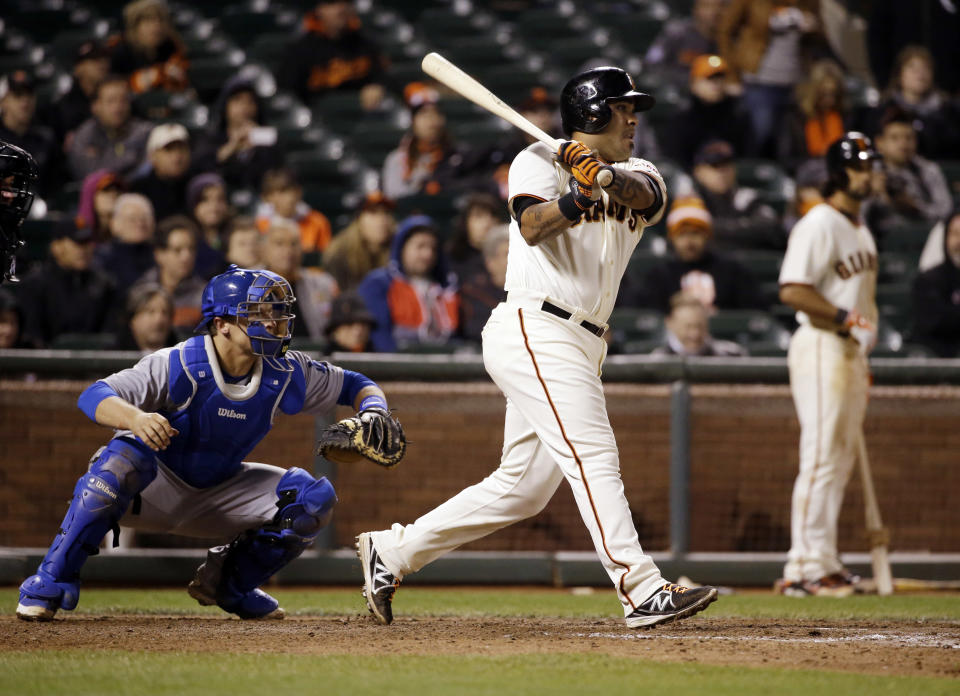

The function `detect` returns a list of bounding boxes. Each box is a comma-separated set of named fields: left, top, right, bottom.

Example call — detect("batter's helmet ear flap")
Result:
left=824, top=131, right=879, bottom=195
left=560, top=67, right=655, bottom=136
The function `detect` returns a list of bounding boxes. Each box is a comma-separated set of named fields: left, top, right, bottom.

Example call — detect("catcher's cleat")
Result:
left=625, top=583, right=718, bottom=628
left=16, top=572, right=79, bottom=622
left=356, top=532, right=399, bottom=625
left=187, top=573, right=285, bottom=620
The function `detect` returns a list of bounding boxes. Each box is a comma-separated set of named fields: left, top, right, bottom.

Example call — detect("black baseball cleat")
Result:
left=356, top=532, right=399, bottom=625
left=625, top=582, right=719, bottom=628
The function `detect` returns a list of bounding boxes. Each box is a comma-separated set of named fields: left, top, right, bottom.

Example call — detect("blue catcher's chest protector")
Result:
left=162, top=336, right=305, bottom=488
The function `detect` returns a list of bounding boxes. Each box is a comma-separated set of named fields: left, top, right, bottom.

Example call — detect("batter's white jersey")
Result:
left=505, top=142, right=667, bottom=323
left=779, top=203, right=878, bottom=325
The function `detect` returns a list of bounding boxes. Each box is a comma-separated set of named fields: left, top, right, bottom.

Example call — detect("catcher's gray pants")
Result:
left=372, top=297, right=664, bottom=617
left=120, top=460, right=284, bottom=541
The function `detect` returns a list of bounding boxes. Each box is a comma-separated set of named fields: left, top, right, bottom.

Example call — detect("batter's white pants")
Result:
left=372, top=294, right=665, bottom=616
left=784, top=325, right=869, bottom=582
left=121, top=461, right=283, bottom=540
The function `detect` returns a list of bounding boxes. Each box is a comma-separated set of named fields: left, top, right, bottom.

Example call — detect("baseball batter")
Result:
left=357, top=67, right=718, bottom=628
left=778, top=133, right=880, bottom=596
left=17, top=265, right=401, bottom=621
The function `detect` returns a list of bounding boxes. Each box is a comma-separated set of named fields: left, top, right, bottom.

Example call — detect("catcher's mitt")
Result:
left=316, top=408, right=406, bottom=469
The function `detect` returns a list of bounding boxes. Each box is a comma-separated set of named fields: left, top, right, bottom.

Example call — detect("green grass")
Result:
left=4, top=588, right=959, bottom=696
left=9, top=586, right=960, bottom=622
left=1, top=652, right=958, bottom=696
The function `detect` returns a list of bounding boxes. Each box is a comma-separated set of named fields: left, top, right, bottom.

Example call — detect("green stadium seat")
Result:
left=745, top=340, right=787, bottom=357
left=417, top=7, right=495, bottom=47
left=937, top=160, right=960, bottom=198
left=449, top=119, right=512, bottom=148
left=619, top=338, right=664, bottom=355
left=514, top=9, right=586, bottom=49
left=870, top=323, right=905, bottom=357
left=730, top=250, right=782, bottom=283
left=878, top=252, right=915, bottom=284
left=10, top=5, right=96, bottom=43
left=876, top=282, right=912, bottom=319
left=219, top=8, right=298, bottom=45
left=382, top=60, right=425, bottom=93
left=735, top=159, right=791, bottom=196
left=287, top=151, right=359, bottom=187
left=442, top=39, right=523, bottom=73
left=473, top=64, right=544, bottom=106
left=608, top=307, right=665, bottom=341
left=347, top=122, right=407, bottom=168
left=880, top=221, right=930, bottom=254
left=188, top=55, right=245, bottom=103
left=50, top=333, right=118, bottom=351
left=594, top=11, right=666, bottom=53
left=394, top=193, right=459, bottom=228
left=709, top=310, right=790, bottom=347
left=246, top=33, right=288, bottom=76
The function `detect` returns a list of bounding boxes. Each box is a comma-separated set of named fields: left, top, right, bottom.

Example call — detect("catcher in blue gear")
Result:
left=17, top=265, right=405, bottom=621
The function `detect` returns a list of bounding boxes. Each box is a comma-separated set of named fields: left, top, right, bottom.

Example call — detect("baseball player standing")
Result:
left=778, top=133, right=880, bottom=596
left=356, top=67, right=719, bottom=628
left=17, top=265, right=404, bottom=621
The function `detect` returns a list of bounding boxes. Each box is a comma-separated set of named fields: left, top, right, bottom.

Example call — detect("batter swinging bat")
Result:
left=857, top=432, right=894, bottom=596
left=421, top=52, right=614, bottom=187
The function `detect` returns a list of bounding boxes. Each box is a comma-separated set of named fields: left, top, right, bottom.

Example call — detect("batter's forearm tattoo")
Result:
left=520, top=202, right=574, bottom=245
left=604, top=170, right=655, bottom=210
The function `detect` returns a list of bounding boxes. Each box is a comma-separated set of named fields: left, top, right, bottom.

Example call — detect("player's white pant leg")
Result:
left=784, top=326, right=868, bottom=582
left=373, top=395, right=565, bottom=576
left=491, top=304, right=662, bottom=611
left=122, top=461, right=284, bottom=540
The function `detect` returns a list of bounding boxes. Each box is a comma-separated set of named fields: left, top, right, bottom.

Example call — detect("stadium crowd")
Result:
left=1, top=0, right=959, bottom=358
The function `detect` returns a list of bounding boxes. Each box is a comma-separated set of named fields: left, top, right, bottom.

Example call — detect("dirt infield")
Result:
left=3, top=614, right=958, bottom=678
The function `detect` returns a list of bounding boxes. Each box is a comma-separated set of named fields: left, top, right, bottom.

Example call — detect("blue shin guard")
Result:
left=17, top=439, right=157, bottom=620
left=188, top=467, right=336, bottom=619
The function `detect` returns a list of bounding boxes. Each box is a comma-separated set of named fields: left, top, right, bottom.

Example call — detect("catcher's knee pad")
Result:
left=33, top=438, right=157, bottom=610
left=190, top=468, right=336, bottom=612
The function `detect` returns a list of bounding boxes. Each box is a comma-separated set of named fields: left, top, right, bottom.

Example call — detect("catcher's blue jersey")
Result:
left=160, top=335, right=306, bottom=487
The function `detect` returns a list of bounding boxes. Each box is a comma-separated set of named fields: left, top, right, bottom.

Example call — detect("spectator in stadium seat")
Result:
left=633, top=196, right=765, bottom=314
left=67, top=75, right=153, bottom=181
left=0, top=72, right=60, bottom=197
left=779, top=59, right=849, bottom=167
left=279, top=0, right=386, bottom=110
left=866, top=106, right=953, bottom=236
left=193, top=74, right=283, bottom=192
left=223, top=216, right=262, bottom=270
left=325, top=291, right=376, bottom=353
left=261, top=219, right=339, bottom=340
left=381, top=83, right=461, bottom=200
left=866, top=45, right=960, bottom=160
left=357, top=214, right=459, bottom=352
left=911, top=209, right=960, bottom=358
left=130, top=215, right=206, bottom=335
left=77, top=169, right=126, bottom=243
left=652, top=292, right=748, bottom=357
left=662, top=55, right=751, bottom=169
left=255, top=168, right=333, bottom=256
left=675, top=139, right=783, bottom=251
left=717, top=0, right=825, bottom=158
left=184, top=172, right=229, bottom=279
left=447, top=192, right=506, bottom=282
left=112, top=282, right=177, bottom=353
left=644, top=0, right=726, bottom=83
left=18, top=219, right=119, bottom=348
left=93, top=192, right=156, bottom=293
left=0, top=288, right=35, bottom=349
left=109, top=0, right=188, bottom=95
left=323, top=191, right=396, bottom=292
left=458, top=223, right=508, bottom=344
left=129, top=122, right=193, bottom=217
left=43, top=41, right=111, bottom=144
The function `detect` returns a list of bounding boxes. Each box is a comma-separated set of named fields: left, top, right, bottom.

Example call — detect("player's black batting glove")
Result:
left=568, top=177, right=594, bottom=210
left=557, top=140, right=592, bottom=167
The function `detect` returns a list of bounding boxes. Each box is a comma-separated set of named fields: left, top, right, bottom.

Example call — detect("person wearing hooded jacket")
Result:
left=192, top=74, right=283, bottom=192
left=911, top=208, right=960, bottom=357
left=356, top=214, right=459, bottom=352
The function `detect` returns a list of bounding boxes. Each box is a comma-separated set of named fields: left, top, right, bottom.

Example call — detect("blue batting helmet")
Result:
left=196, top=265, right=296, bottom=360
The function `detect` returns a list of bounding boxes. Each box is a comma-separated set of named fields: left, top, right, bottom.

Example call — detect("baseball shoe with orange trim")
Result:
left=625, top=582, right=719, bottom=628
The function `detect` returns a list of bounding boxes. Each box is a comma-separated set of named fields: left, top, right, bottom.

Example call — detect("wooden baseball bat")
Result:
left=857, top=432, right=894, bottom=595
left=421, top=52, right=614, bottom=187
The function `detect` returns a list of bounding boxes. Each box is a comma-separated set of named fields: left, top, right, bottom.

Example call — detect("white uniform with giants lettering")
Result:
left=370, top=142, right=670, bottom=617
left=778, top=202, right=878, bottom=583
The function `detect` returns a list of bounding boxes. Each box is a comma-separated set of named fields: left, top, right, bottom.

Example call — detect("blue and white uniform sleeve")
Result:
left=286, top=351, right=347, bottom=415
left=82, top=347, right=178, bottom=419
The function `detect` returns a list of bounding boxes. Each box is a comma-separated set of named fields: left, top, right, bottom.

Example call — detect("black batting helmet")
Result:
left=0, top=140, right=39, bottom=283
left=560, top=67, right=655, bottom=136
left=824, top=132, right=879, bottom=194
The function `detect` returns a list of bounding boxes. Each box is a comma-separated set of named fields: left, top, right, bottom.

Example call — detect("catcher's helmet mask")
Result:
left=560, top=67, right=655, bottom=136
left=0, top=141, right=40, bottom=283
left=197, top=265, right=297, bottom=369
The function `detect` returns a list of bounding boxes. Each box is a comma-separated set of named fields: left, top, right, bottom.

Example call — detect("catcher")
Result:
left=17, top=265, right=404, bottom=621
